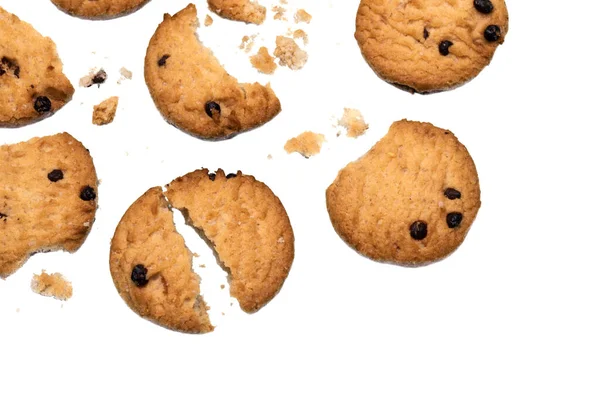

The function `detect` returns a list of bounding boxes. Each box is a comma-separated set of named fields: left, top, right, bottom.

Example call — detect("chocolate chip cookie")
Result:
left=326, top=120, right=481, bottom=265
left=50, top=0, right=150, bottom=19
left=355, top=0, right=509, bottom=93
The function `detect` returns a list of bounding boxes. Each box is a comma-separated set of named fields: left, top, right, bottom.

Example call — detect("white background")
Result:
left=1, top=0, right=599, bottom=397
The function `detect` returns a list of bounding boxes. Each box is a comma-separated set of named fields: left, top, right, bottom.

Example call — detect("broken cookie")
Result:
left=207, top=0, right=266, bottom=24
left=31, top=271, right=73, bottom=301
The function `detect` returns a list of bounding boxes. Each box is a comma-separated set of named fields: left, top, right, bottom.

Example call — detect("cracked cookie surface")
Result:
left=144, top=4, right=281, bottom=139
left=0, top=133, right=98, bottom=277
left=355, top=0, right=509, bottom=92
left=207, top=0, right=266, bottom=24
left=0, top=7, right=74, bottom=126
left=326, top=120, right=481, bottom=265
left=50, top=0, right=150, bottom=19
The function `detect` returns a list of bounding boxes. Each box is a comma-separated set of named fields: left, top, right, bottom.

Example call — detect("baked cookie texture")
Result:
left=50, top=0, right=150, bottom=19
left=355, top=0, right=509, bottom=93
left=207, top=0, right=266, bottom=25
left=165, top=169, right=294, bottom=313
left=110, top=187, right=214, bottom=334
left=144, top=4, right=281, bottom=139
left=0, top=133, right=98, bottom=278
left=0, top=7, right=74, bottom=127
left=326, top=120, right=481, bottom=265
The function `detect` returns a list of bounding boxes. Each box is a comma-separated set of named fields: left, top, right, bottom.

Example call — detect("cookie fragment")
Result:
left=92, top=96, right=119, bottom=125
left=80, top=69, right=107, bottom=88
left=207, top=0, right=266, bottom=24
left=294, top=9, right=312, bottom=23
left=204, top=15, right=214, bottom=26
left=274, top=36, right=308, bottom=70
left=284, top=132, right=325, bottom=158
left=292, top=29, right=308, bottom=45
left=240, top=34, right=258, bottom=52
left=31, top=271, right=73, bottom=301
left=50, top=0, right=151, bottom=19
left=250, top=47, right=277, bottom=74
left=339, top=108, right=369, bottom=138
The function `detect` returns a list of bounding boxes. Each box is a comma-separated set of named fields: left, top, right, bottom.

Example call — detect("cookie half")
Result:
left=144, top=4, right=281, bottom=139
left=207, top=0, right=266, bottom=25
left=50, top=0, right=150, bottom=19
left=355, top=0, right=509, bottom=93
left=0, top=7, right=74, bottom=126
left=326, top=120, right=481, bottom=265
left=0, top=133, right=98, bottom=278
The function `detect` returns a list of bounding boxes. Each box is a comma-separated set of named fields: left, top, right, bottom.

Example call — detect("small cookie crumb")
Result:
left=92, top=96, right=119, bottom=126
left=205, top=15, right=213, bottom=26
left=339, top=108, right=369, bottom=138
left=272, top=5, right=286, bottom=20
left=274, top=36, right=308, bottom=70
left=284, top=132, right=325, bottom=158
left=16, top=308, right=20, bottom=313
left=267, top=154, right=273, bottom=160
left=31, top=271, right=73, bottom=301
left=293, top=29, right=309, bottom=45
left=250, top=47, right=277, bottom=74
left=240, top=34, right=257, bottom=53
left=79, top=68, right=107, bottom=88
left=294, top=9, right=312, bottom=23
left=220, top=284, right=225, bottom=289
left=119, top=67, right=132, bottom=80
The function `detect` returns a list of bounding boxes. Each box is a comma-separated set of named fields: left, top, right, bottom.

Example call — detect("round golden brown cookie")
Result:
left=0, top=7, right=74, bottom=127
left=165, top=169, right=294, bottom=313
left=110, top=187, right=214, bottom=333
left=326, top=120, right=481, bottom=266
left=144, top=4, right=281, bottom=139
left=50, top=0, right=150, bottom=19
left=355, top=0, right=509, bottom=93
left=0, top=133, right=98, bottom=278
left=207, top=0, right=266, bottom=25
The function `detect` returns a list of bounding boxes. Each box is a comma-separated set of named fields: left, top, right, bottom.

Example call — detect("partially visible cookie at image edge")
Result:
left=50, top=0, right=151, bottom=19
left=207, top=0, right=266, bottom=25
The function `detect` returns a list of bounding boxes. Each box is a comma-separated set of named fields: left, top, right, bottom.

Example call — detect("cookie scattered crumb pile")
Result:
left=355, top=0, right=509, bottom=92
left=208, top=0, right=266, bottom=24
left=0, top=133, right=98, bottom=278
left=80, top=69, right=107, bottom=88
left=50, top=0, right=151, bottom=19
left=284, top=132, right=325, bottom=158
left=31, top=271, right=73, bottom=301
left=250, top=47, right=277, bottom=74
left=0, top=7, right=74, bottom=127
left=339, top=108, right=369, bottom=138
left=274, top=35, right=308, bottom=70
left=144, top=4, right=281, bottom=139
left=110, top=169, right=294, bottom=333
left=93, top=96, right=119, bottom=125
left=327, top=120, right=481, bottom=266
left=294, top=9, right=311, bottom=23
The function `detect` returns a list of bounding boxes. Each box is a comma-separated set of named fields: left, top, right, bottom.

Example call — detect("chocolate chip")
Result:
left=0, top=68, right=5, bottom=76
left=444, top=188, right=461, bottom=200
left=423, top=27, right=429, bottom=40
left=34, top=96, right=52, bottom=113
left=226, top=173, right=237, bottom=179
left=484, top=25, right=501, bottom=42
left=410, top=221, right=428, bottom=240
left=14, top=66, right=20, bottom=78
left=205, top=101, right=221, bottom=118
left=47, top=169, right=64, bottom=182
left=208, top=173, right=216, bottom=181
left=131, top=264, right=149, bottom=287
left=0, top=213, right=7, bottom=219
left=91, top=69, right=107, bottom=85
left=474, top=0, right=494, bottom=14
left=439, top=40, right=453, bottom=56
left=447, top=212, right=463, bottom=228
left=79, top=186, right=96, bottom=201
left=158, top=55, right=170, bottom=67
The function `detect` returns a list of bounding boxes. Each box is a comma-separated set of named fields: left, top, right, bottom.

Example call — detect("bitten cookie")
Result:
left=355, top=0, right=509, bottom=93
left=144, top=4, right=281, bottom=139
left=165, top=169, right=294, bottom=313
left=0, top=7, right=74, bottom=126
left=0, top=133, right=98, bottom=278
left=110, top=188, right=213, bottom=333
left=326, top=120, right=480, bottom=265
left=50, top=0, right=150, bottom=19
left=207, top=0, right=266, bottom=25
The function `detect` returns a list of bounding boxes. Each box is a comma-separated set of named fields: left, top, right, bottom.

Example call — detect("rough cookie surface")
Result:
left=144, top=4, right=281, bottom=139
left=110, top=187, right=214, bottom=333
left=31, top=271, right=73, bottom=300
left=326, top=120, right=481, bottom=265
left=355, top=0, right=509, bottom=92
left=92, top=96, right=119, bottom=125
left=50, top=0, right=150, bottom=19
left=0, top=133, right=98, bottom=278
left=284, top=132, right=324, bottom=157
left=0, top=7, right=74, bottom=127
left=207, top=0, right=266, bottom=24
left=165, top=169, right=294, bottom=313
left=250, top=47, right=277, bottom=74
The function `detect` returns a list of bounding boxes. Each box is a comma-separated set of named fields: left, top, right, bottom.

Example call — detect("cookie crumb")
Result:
left=240, top=34, right=258, bottom=53
left=16, top=308, right=20, bottom=313
left=267, top=154, right=273, bottom=160
left=274, top=36, right=308, bottom=70
left=31, top=271, right=72, bottom=301
left=293, top=29, right=309, bottom=45
left=272, top=5, right=286, bottom=20
left=294, top=9, right=312, bottom=23
left=339, top=108, right=369, bottom=138
left=92, top=96, right=119, bottom=126
left=205, top=15, right=213, bottom=26
left=220, top=284, right=225, bottom=289
left=250, top=47, right=277, bottom=74
left=119, top=67, right=132, bottom=80
left=284, top=132, right=325, bottom=158
left=79, top=68, right=107, bottom=88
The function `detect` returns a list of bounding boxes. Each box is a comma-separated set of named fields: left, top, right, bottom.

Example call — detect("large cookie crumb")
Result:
left=274, top=36, right=307, bottom=70
left=339, top=108, right=369, bottom=138
left=92, top=96, right=119, bottom=125
left=31, top=271, right=73, bottom=301
left=250, top=47, right=277, bottom=74
left=294, top=9, right=312, bottom=23
left=284, top=132, right=325, bottom=157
